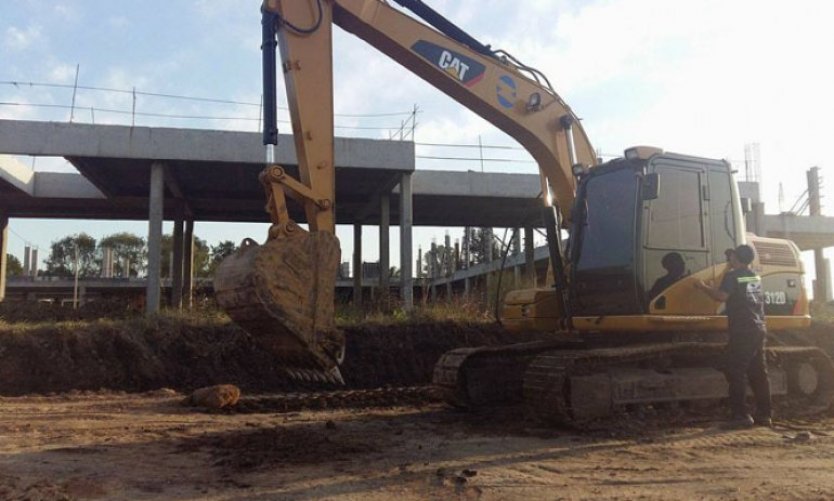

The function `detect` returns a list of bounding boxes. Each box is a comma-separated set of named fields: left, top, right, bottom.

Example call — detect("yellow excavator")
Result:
left=215, top=0, right=834, bottom=424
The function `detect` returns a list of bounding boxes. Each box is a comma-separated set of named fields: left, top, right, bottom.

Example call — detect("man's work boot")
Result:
left=721, top=414, right=755, bottom=429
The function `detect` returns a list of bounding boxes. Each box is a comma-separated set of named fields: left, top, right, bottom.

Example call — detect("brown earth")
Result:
left=2, top=392, right=834, bottom=500
left=2, top=309, right=834, bottom=499
left=0, top=314, right=546, bottom=396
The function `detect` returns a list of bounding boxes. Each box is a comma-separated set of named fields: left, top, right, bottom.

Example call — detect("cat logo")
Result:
left=411, top=40, right=486, bottom=87
left=439, top=50, right=470, bottom=81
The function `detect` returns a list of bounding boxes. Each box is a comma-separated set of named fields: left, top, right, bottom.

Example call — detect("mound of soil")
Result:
left=0, top=316, right=545, bottom=396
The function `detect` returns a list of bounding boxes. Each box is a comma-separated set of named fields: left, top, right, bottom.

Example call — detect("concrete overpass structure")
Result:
left=1, top=119, right=832, bottom=307
left=0, top=120, right=544, bottom=309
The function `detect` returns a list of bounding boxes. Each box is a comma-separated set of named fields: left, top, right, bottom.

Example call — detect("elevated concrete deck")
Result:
left=0, top=120, right=541, bottom=227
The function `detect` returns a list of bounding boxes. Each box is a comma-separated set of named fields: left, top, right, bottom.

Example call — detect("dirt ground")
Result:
left=0, top=392, right=833, bottom=501
left=3, top=311, right=834, bottom=500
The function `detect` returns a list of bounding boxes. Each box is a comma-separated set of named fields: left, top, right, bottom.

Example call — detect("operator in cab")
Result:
left=694, top=244, right=772, bottom=428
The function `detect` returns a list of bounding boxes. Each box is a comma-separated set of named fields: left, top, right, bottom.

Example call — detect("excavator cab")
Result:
left=569, top=146, right=747, bottom=317
left=505, top=147, right=808, bottom=332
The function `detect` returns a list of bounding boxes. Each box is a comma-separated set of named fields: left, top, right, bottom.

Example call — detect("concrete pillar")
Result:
left=0, top=213, right=7, bottom=302
left=23, top=245, right=30, bottom=277
left=147, top=161, right=164, bottom=314
left=171, top=211, right=184, bottom=309
left=183, top=219, right=195, bottom=309
left=815, top=249, right=830, bottom=303
left=524, top=226, right=536, bottom=287
left=379, top=193, right=390, bottom=297
left=30, top=248, right=37, bottom=278
left=399, top=173, right=414, bottom=310
left=353, top=223, right=362, bottom=307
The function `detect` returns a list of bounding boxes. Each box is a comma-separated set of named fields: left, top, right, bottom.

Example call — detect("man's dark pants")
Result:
left=724, top=330, right=772, bottom=418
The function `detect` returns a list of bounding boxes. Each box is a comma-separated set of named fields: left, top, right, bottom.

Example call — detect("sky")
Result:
left=2, top=0, right=834, bottom=280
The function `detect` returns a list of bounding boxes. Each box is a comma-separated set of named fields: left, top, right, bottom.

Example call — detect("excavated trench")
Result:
left=0, top=311, right=547, bottom=396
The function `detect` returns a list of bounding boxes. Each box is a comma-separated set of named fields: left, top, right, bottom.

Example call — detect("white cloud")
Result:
left=4, top=25, right=42, bottom=51
left=49, top=63, right=78, bottom=83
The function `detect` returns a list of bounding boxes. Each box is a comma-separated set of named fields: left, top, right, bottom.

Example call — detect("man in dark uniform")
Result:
left=695, top=244, right=772, bottom=428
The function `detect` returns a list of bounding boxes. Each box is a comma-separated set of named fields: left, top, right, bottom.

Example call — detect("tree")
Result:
left=193, top=237, right=211, bottom=278
left=158, top=235, right=211, bottom=278
left=6, top=254, right=23, bottom=276
left=208, top=240, right=237, bottom=275
left=99, top=232, right=146, bottom=278
left=45, top=233, right=98, bottom=278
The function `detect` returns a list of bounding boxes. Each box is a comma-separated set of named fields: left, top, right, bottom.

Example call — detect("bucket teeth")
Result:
left=284, top=366, right=344, bottom=385
left=330, top=367, right=345, bottom=385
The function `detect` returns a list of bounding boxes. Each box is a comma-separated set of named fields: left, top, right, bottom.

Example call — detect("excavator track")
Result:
left=432, top=340, right=577, bottom=408
left=523, top=343, right=834, bottom=427
left=227, top=386, right=438, bottom=414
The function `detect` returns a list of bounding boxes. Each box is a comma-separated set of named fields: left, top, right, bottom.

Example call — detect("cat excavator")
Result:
left=214, top=0, right=834, bottom=424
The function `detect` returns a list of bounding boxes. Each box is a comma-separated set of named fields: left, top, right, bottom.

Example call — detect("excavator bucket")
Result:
left=214, top=231, right=345, bottom=384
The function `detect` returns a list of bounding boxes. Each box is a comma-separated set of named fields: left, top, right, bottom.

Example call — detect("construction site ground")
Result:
left=2, top=307, right=834, bottom=500
left=3, top=393, right=834, bottom=500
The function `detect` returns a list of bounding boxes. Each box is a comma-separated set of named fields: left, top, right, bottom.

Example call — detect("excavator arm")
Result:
left=214, top=0, right=596, bottom=383
left=262, top=0, right=596, bottom=226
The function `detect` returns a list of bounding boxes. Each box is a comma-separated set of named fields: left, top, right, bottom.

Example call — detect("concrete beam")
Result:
left=411, top=170, right=540, bottom=199
left=0, top=119, right=415, bottom=171
left=146, top=162, right=164, bottom=314
left=429, top=246, right=550, bottom=287
left=0, top=155, right=34, bottom=195
left=400, top=173, right=414, bottom=310
left=33, top=172, right=104, bottom=199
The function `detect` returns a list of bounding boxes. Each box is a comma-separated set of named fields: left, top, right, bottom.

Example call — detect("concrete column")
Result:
left=399, top=173, right=414, bottom=310
left=171, top=210, right=184, bottom=309
left=30, top=248, right=38, bottom=278
left=0, top=213, right=7, bottom=302
left=183, top=219, right=195, bottom=309
left=23, top=245, right=30, bottom=277
left=353, top=223, right=363, bottom=307
left=815, top=249, right=829, bottom=303
left=146, top=161, right=164, bottom=314
left=524, top=226, right=536, bottom=287
left=379, top=193, right=390, bottom=297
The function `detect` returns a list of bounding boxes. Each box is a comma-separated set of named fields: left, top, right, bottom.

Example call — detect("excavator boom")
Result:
left=215, top=0, right=596, bottom=381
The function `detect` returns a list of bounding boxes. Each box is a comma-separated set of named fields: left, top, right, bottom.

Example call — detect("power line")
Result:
left=5, top=226, right=42, bottom=249
left=416, top=141, right=524, bottom=151
left=416, top=155, right=535, bottom=164
left=0, top=101, right=404, bottom=131
left=0, top=80, right=416, bottom=118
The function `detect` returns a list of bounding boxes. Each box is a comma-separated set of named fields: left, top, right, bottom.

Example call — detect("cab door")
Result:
left=705, top=167, right=740, bottom=285
left=643, top=160, right=711, bottom=312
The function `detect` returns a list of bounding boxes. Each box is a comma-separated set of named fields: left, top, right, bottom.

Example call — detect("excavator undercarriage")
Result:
left=435, top=336, right=834, bottom=426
